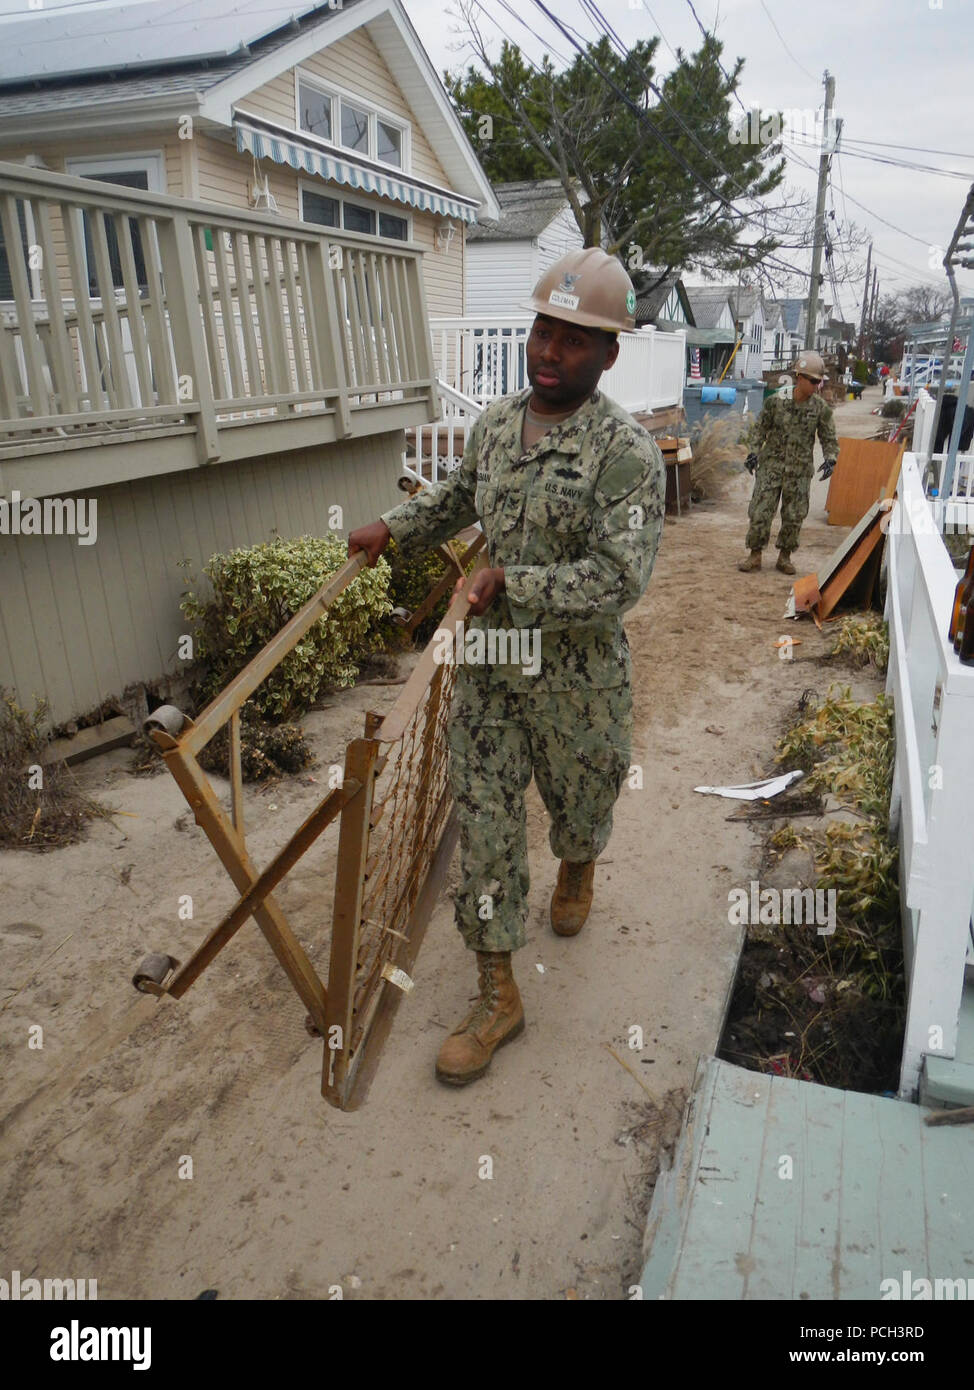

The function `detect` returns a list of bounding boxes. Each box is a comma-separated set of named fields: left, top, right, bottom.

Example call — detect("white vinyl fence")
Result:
left=415, top=316, right=686, bottom=484
left=429, top=316, right=685, bottom=415
left=885, top=450, right=974, bottom=1099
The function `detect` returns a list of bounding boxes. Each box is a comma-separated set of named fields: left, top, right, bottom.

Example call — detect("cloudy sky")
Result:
left=404, top=0, right=974, bottom=313
left=2, top=0, right=971, bottom=315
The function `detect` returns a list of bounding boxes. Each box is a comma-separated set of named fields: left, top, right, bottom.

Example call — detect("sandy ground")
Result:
left=0, top=388, right=890, bottom=1301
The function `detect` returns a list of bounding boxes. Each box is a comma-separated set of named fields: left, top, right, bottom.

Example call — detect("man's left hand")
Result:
left=818, top=458, right=837, bottom=481
left=455, top=567, right=505, bottom=616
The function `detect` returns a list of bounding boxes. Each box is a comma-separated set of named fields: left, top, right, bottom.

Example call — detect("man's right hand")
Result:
left=745, top=453, right=759, bottom=474
left=348, top=520, right=391, bottom=567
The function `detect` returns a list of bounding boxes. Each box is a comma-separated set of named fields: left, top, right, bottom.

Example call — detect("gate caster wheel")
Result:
left=133, top=953, right=180, bottom=995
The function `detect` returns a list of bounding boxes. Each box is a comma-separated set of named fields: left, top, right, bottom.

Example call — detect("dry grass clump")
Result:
left=0, top=688, right=112, bottom=851
left=688, top=415, right=748, bottom=500
left=721, top=687, right=903, bottom=1094
left=829, top=613, right=890, bottom=672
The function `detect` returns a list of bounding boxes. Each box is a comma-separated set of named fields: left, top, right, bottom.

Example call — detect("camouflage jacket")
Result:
left=380, top=388, right=665, bottom=691
left=750, top=392, right=839, bottom=476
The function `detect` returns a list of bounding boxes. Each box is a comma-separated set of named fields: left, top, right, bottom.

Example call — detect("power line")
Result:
left=476, top=0, right=817, bottom=284
left=758, top=0, right=817, bottom=84
left=790, top=138, right=972, bottom=181
left=683, top=0, right=747, bottom=114
left=843, top=136, right=974, bottom=162
left=579, top=0, right=812, bottom=254
left=830, top=164, right=932, bottom=247
left=528, top=0, right=732, bottom=208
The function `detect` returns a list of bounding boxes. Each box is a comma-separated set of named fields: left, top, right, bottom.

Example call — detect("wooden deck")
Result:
left=641, top=1055, right=974, bottom=1300
left=0, top=159, right=439, bottom=498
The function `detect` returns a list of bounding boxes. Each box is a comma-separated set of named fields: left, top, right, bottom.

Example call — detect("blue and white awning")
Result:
left=234, top=117, right=479, bottom=224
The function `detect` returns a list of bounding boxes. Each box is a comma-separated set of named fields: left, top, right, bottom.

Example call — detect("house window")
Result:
left=340, top=101, right=370, bottom=155
left=378, top=212, right=407, bottom=240
left=343, top=202, right=375, bottom=235
left=302, top=190, right=340, bottom=228
left=66, top=156, right=164, bottom=296
left=377, top=120, right=402, bottom=169
left=300, top=82, right=332, bottom=141
left=301, top=187, right=409, bottom=242
left=0, top=199, right=32, bottom=300
left=297, top=73, right=408, bottom=170
left=77, top=170, right=151, bottom=295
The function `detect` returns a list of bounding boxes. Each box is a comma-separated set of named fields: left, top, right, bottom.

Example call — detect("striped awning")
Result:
left=234, top=119, right=479, bottom=224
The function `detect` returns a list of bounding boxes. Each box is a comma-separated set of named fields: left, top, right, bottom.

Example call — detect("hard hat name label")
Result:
left=548, top=289, right=580, bottom=311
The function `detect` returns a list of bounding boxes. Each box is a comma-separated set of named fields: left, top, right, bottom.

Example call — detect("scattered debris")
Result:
left=694, top=770, right=804, bottom=801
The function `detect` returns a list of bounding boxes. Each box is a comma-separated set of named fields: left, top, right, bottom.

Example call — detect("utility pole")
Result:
left=858, top=241, right=872, bottom=358
left=868, top=269, right=879, bottom=358
left=805, top=71, right=836, bottom=355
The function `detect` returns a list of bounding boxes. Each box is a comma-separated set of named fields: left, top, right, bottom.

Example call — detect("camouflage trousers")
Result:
left=745, top=463, right=812, bottom=554
left=446, top=669, right=633, bottom=953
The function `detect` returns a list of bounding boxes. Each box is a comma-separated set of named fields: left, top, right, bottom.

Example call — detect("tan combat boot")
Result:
left=550, top=859, right=596, bottom=936
left=435, top=951, right=524, bottom=1086
left=776, top=550, right=797, bottom=575
left=737, top=549, right=762, bottom=572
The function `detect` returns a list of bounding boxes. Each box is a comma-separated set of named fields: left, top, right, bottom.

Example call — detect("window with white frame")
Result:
left=298, top=74, right=408, bottom=171
left=302, top=186, right=409, bottom=242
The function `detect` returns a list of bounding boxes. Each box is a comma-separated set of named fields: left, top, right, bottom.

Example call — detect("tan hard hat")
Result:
left=523, top=248, right=638, bottom=334
left=795, top=350, right=826, bottom=380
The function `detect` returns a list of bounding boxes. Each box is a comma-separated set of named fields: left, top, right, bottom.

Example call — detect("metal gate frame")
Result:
left=137, top=532, right=485, bottom=1109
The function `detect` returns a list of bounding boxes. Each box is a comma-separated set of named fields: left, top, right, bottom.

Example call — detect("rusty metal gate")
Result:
left=136, top=533, right=484, bottom=1109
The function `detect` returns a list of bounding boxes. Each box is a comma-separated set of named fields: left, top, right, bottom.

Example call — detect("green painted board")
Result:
left=641, top=1056, right=974, bottom=1300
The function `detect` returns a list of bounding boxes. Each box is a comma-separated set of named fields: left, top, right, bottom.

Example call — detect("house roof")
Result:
left=0, top=0, right=344, bottom=107
left=780, top=298, right=806, bottom=333
left=685, top=286, right=734, bottom=329
left=762, top=299, right=784, bottom=330
left=0, top=0, right=499, bottom=220
left=634, top=272, right=693, bottom=327
left=728, top=286, right=761, bottom=320
left=466, top=180, right=574, bottom=243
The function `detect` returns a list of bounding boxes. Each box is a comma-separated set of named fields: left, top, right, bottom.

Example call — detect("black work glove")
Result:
left=745, top=453, right=758, bottom=474
left=818, top=458, right=836, bottom=481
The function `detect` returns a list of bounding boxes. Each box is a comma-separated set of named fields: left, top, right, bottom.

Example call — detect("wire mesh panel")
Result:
left=324, top=652, right=459, bottom=1108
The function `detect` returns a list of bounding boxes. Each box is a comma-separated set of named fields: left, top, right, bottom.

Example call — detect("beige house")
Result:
left=0, top=0, right=497, bottom=729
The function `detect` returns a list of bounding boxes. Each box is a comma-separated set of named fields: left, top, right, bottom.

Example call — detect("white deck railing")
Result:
left=403, top=378, right=481, bottom=486
left=428, top=315, right=686, bottom=417
left=885, top=450, right=974, bottom=1099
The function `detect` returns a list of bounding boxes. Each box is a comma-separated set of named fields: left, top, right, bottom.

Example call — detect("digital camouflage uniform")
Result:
left=745, top=392, right=839, bottom=553
left=381, top=387, right=665, bottom=953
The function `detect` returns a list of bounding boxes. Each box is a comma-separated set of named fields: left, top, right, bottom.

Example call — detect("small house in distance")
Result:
left=684, top=286, right=737, bottom=381
left=464, top=179, right=603, bottom=315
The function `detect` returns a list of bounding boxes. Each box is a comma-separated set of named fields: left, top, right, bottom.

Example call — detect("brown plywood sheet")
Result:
left=826, top=437, right=905, bottom=526
left=815, top=516, right=884, bottom=619
left=792, top=574, right=822, bottom=612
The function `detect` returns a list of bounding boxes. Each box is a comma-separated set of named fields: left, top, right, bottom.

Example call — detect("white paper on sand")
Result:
left=693, top=769, right=804, bottom=801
